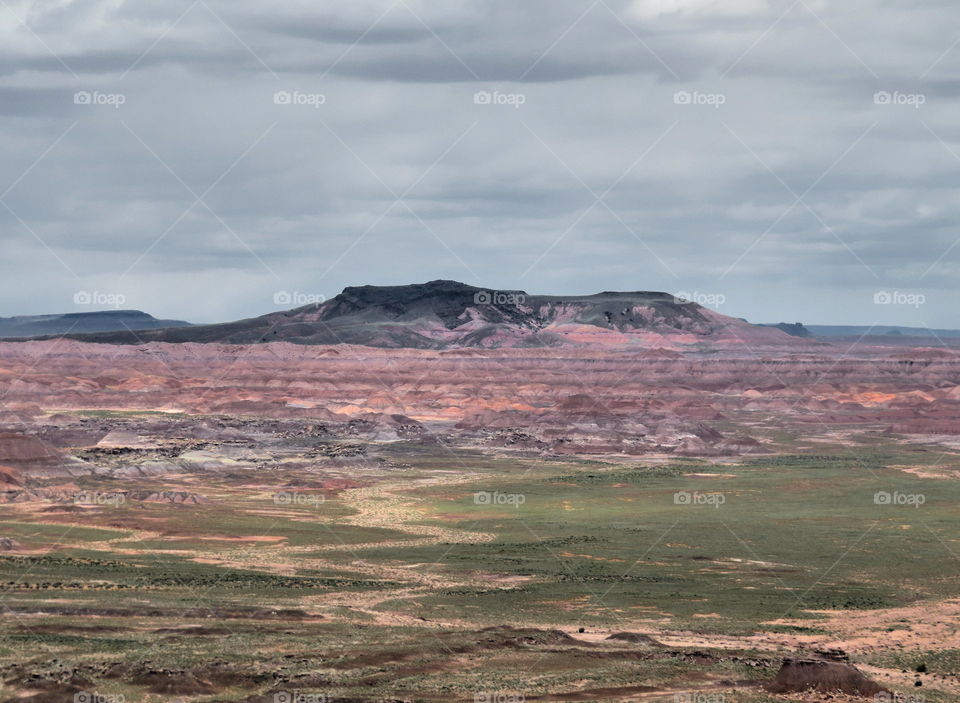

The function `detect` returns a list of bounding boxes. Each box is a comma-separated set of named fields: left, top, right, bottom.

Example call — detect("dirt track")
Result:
left=310, top=476, right=499, bottom=550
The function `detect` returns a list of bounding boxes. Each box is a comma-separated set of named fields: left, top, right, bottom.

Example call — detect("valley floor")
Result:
left=2, top=435, right=959, bottom=702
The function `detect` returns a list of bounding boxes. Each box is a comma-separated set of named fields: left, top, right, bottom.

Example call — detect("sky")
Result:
left=1, top=0, right=958, bottom=327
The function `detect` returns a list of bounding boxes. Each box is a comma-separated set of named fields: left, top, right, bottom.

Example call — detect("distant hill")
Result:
left=806, top=325, right=960, bottom=338
left=763, top=323, right=811, bottom=338
left=762, top=323, right=960, bottom=339
left=18, top=280, right=798, bottom=350
left=0, top=310, right=192, bottom=339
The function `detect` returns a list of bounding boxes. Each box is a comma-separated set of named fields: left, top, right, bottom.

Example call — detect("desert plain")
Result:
left=0, top=336, right=958, bottom=702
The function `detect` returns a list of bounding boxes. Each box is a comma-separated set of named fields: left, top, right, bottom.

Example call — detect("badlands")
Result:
left=0, top=283, right=957, bottom=702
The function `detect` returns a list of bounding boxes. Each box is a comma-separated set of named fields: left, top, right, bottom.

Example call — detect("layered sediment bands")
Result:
left=1, top=340, right=959, bottom=460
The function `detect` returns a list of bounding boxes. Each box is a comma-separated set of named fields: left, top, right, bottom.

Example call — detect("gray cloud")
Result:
left=0, top=0, right=959, bottom=328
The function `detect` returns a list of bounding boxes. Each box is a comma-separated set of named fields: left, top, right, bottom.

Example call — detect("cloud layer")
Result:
left=1, top=0, right=958, bottom=327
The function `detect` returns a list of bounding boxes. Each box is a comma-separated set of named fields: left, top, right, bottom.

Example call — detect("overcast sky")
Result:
left=1, top=0, right=958, bottom=327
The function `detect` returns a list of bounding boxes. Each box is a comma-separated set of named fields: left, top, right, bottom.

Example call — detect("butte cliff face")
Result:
left=36, top=280, right=798, bottom=350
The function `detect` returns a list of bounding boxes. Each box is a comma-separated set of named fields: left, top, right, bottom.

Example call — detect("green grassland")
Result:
left=1, top=439, right=958, bottom=701
left=384, top=454, right=959, bottom=630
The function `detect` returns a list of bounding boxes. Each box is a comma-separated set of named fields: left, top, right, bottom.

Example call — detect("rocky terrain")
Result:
left=1, top=337, right=959, bottom=469
left=35, top=280, right=803, bottom=349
